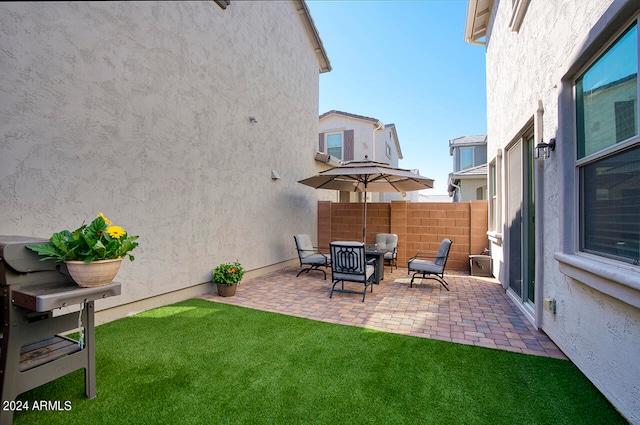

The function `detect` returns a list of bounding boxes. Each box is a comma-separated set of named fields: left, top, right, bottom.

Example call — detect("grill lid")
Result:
left=0, top=236, right=57, bottom=273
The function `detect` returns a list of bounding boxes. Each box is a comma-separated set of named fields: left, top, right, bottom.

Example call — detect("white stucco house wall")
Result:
left=447, top=135, right=488, bottom=202
left=317, top=110, right=419, bottom=202
left=465, top=0, right=639, bottom=421
left=0, top=1, right=331, bottom=321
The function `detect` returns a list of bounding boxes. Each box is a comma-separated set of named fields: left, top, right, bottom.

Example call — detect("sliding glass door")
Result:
left=506, top=133, right=536, bottom=309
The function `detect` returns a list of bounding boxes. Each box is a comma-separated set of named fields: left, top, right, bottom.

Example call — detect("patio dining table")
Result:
left=365, top=249, right=385, bottom=283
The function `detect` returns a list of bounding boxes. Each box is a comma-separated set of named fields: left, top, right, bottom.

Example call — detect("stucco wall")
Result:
left=374, top=126, right=400, bottom=167
left=459, top=178, right=487, bottom=202
left=0, top=2, right=325, bottom=314
left=484, top=0, right=639, bottom=421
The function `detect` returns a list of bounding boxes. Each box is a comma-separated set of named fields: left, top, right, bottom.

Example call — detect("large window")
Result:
left=576, top=22, right=639, bottom=264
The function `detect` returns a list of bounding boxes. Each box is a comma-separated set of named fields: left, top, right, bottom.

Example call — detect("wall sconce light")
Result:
left=249, top=116, right=258, bottom=124
left=535, top=138, right=556, bottom=159
left=271, top=170, right=281, bottom=180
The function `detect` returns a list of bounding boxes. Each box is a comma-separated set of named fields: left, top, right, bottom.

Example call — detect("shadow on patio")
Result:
left=202, top=266, right=566, bottom=360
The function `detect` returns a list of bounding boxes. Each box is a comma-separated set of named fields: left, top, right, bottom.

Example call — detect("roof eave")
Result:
left=319, top=110, right=379, bottom=124
left=387, top=124, right=403, bottom=160
left=464, top=0, right=494, bottom=46
left=294, top=0, right=332, bottom=73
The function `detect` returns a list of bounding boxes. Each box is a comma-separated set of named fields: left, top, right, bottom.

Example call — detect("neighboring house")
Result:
left=466, top=0, right=639, bottom=421
left=0, top=1, right=330, bottom=321
left=317, top=110, right=419, bottom=202
left=447, top=135, right=487, bottom=202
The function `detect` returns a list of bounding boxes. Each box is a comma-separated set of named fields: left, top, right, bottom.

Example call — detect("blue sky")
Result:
left=306, top=0, right=487, bottom=196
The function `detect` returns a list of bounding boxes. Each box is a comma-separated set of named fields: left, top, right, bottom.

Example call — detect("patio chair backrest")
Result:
left=330, top=242, right=366, bottom=275
left=375, top=233, right=398, bottom=252
left=294, top=234, right=315, bottom=259
left=376, top=233, right=398, bottom=251
left=435, top=238, right=452, bottom=267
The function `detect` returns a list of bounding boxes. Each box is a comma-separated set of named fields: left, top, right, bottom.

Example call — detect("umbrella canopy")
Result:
left=298, top=160, right=434, bottom=242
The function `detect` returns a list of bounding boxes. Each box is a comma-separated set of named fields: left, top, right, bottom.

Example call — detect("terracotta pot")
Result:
left=65, top=258, right=122, bottom=288
left=216, top=283, right=237, bottom=297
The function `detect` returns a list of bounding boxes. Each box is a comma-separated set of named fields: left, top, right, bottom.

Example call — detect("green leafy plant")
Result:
left=26, top=212, right=139, bottom=263
left=211, top=261, right=244, bottom=286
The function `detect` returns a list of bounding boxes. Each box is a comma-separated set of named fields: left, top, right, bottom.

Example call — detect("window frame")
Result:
left=555, top=4, right=640, bottom=310
left=487, top=150, right=503, bottom=244
left=459, top=146, right=475, bottom=170
left=326, top=132, right=343, bottom=161
left=574, top=19, right=639, bottom=265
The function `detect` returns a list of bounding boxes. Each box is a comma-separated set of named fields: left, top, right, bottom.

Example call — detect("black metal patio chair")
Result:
left=407, top=238, right=453, bottom=291
left=329, top=241, right=376, bottom=302
left=294, top=234, right=331, bottom=280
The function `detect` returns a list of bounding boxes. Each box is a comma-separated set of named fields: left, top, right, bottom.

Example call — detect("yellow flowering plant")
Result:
left=211, top=261, right=244, bottom=286
left=26, top=213, right=139, bottom=263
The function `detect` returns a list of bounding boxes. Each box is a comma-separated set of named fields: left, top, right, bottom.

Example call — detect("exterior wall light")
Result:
left=249, top=116, right=258, bottom=124
left=535, top=138, right=556, bottom=159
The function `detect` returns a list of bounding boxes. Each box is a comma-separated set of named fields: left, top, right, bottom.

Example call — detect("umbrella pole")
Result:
left=363, top=188, right=367, bottom=244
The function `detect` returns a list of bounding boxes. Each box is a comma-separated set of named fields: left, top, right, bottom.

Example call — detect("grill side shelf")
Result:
left=12, top=281, right=121, bottom=312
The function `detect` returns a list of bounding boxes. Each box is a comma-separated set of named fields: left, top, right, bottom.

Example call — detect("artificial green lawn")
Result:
left=14, top=299, right=624, bottom=424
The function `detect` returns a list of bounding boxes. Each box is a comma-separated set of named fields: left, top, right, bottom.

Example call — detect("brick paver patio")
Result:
left=202, top=265, right=566, bottom=359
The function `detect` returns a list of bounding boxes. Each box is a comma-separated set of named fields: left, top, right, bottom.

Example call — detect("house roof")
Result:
left=464, top=0, right=495, bottom=45
left=449, top=134, right=487, bottom=155
left=447, top=163, right=488, bottom=194
left=319, top=110, right=380, bottom=124
left=450, top=163, right=488, bottom=179
left=295, top=1, right=332, bottom=73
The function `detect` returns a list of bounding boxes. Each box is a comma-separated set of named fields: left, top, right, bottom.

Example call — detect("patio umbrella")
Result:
left=298, top=160, right=434, bottom=243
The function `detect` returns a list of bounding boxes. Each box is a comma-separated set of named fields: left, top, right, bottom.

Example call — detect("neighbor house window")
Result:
left=460, top=147, right=474, bottom=170
left=576, top=22, right=639, bottom=264
left=326, top=133, right=343, bottom=160
left=386, top=142, right=392, bottom=159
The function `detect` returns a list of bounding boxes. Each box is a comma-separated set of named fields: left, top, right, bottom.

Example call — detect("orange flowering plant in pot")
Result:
left=211, top=261, right=244, bottom=297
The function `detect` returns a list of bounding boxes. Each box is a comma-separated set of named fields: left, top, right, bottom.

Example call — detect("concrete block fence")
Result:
left=317, top=200, right=489, bottom=271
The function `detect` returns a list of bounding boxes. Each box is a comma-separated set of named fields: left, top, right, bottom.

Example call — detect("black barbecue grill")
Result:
left=0, top=236, right=120, bottom=425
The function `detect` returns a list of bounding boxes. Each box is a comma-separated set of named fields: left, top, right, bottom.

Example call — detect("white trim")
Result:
left=575, top=133, right=639, bottom=167
left=294, top=0, right=332, bottom=73
left=325, top=131, right=344, bottom=161
left=509, top=0, right=530, bottom=32
left=507, top=288, right=536, bottom=327
left=555, top=252, right=640, bottom=309
left=487, top=231, right=502, bottom=245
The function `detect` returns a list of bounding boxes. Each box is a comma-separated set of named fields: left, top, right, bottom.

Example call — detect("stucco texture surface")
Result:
left=484, top=0, right=639, bottom=421
left=1, top=2, right=324, bottom=309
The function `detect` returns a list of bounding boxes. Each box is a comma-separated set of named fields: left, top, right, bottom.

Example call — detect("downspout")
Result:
left=372, top=120, right=382, bottom=162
